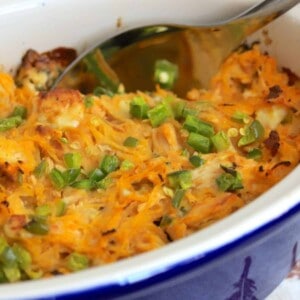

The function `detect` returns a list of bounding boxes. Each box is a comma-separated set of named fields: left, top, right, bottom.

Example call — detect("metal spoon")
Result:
left=53, top=0, right=299, bottom=97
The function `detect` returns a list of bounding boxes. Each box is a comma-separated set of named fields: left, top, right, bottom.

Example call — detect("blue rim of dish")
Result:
left=55, top=198, right=300, bottom=300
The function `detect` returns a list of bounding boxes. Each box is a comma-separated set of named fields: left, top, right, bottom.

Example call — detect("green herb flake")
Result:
left=129, top=96, right=149, bottom=119
left=211, top=131, right=230, bottom=152
left=154, top=59, right=178, bottom=89
left=84, top=95, right=94, bottom=108
left=100, top=155, right=120, bottom=174
left=67, top=252, right=89, bottom=272
left=247, top=148, right=262, bottom=160
left=167, top=170, right=192, bottom=190
left=187, top=132, right=212, bottom=154
left=123, top=136, right=139, bottom=148
left=172, top=189, right=186, bottom=208
left=147, top=102, right=172, bottom=127
left=189, top=155, right=204, bottom=167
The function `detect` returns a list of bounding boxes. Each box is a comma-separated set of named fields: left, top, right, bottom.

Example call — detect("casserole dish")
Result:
left=0, top=0, right=300, bottom=299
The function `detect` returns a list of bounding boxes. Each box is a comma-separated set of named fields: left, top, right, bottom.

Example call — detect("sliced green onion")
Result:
left=88, top=168, right=106, bottom=182
left=231, top=111, right=250, bottom=124
left=0, top=247, right=17, bottom=267
left=84, top=95, right=94, bottom=108
left=216, top=172, right=243, bottom=192
left=130, top=96, right=149, bottom=119
left=100, top=155, right=120, bottom=174
left=167, top=170, right=192, bottom=190
left=12, top=244, right=31, bottom=271
left=63, top=168, right=81, bottom=185
left=160, top=215, right=173, bottom=227
left=189, top=155, right=204, bottom=167
left=187, top=132, right=212, bottom=153
left=123, top=136, right=139, bottom=148
left=50, top=168, right=66, bottom=190
left=172, top=189, right=186, bottom=208
left=238, top=120, right=265, bottom=147
left=120, top=160, right=135, bottom=171
left=64, top=153, right=82, bottom=169
left=56, top=200, right=66, bottom=217
left=147, top=102, right=172, bottom=127
left=34, top=160, right=47, bottom=178
left=24, top=217, right=49, bottom=235
left=24, top=267, right=43, bottom=279
left=154, top=59, right=178, bottom=89
left=96, top=177, right=112, bottom=190
left=181, top=148, right=189, bottom=157
left=35, top=204, right=51, bottom=217
left=0, top=269, right=7, bottom=283
left=183, top=115, right=215, bottom=137
left=172, top=101, right=186, bottom=120
left=0, top=116, right=22, bottom=132
left=60, top=137, right=69, bottom=144
left=211, top=131, right=230, bottom=152
left=10, top=106, right=27, bottom=119
left=0, top=237, right=8, bottom=255
left=247, top=148, right=262, bottom=160
left=93, top=86, right=115, bottom=97
left=2, top=266, right=20, bottom=282
left=71, top=179, right=94, bottom=190
left=67, top=252, right=89, bottom=272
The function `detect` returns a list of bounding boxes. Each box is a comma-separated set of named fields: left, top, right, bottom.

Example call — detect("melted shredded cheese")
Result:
left=0, top=46, right=299, bottom=279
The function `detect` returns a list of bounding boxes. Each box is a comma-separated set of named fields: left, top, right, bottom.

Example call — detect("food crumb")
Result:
left=116, top=17, right=123, bottom=28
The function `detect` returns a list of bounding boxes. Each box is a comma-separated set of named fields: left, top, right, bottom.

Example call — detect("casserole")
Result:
left=0, top=0, right=299, bottom=299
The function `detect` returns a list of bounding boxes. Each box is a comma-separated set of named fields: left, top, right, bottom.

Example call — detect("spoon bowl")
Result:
left=54, top=0, right=299, bottom=97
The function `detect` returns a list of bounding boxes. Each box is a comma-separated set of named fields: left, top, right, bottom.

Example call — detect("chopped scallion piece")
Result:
left=12, top=244, right=31, bottom=271
left=2, top=266, right=20, bottom=282
left=123, top=136, right=139, bottom=148
left=34, top=160, right=47, bottom=178
left=64, top=153, right=82, bottom=169
left=187, top=132, right=212, bottom=153
left=60, top=137, right=69, bottom=144
left=35, top=205, right=51, bottom=217
left=154, top=59, right=178, bottom=89
left=167, top=170, right=192, bottom=190
left=0, top=237, right=8, bottom=255
left=24, top=217, right=49, bottom=235
left=0, top=269, right=7, bottom=283
left=183, top=115, right=215, bottom=137
left=160, top=215, right=173, bottom=227
left=93, top=86, right=115, bottom=97
left=231, top=111, right=250, bottom=124
left=120, top=160, right=135, bottom=171
left=56, top=200, right=66, bottom=217
left=84, top=95, right=94, bottom=108
left=0, top=116, right=22, bottom=132
left=0, top=247, right=17, bottom=267
left=10, top=106, right=27, bottom=119
left=147, top=103, right=172, bottom=127
left=50, top=168, right=66, bottom=190
left=211, top=131, right=230, bottom=151
left=67, top=252, right=89, bottom=272
left=216, top=171, right=243, bottom=192
left=247, top=148, right=262, bottom=160
left=63, top=168, right=81, bottom=185
left=100, top=155, right=120, bottom=174
left=172, top=189, right=186, bottom=208
left=88, top=168, right=106, bottom=182
left=189, top=155, right=204, bottom=167
left=71, top=179, right=94, bottom=190
left=238, top=120, right=265, bottom=147
left=96, top=177, right=112, bottom=190
left=130, top=96, right=149, bottom=119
